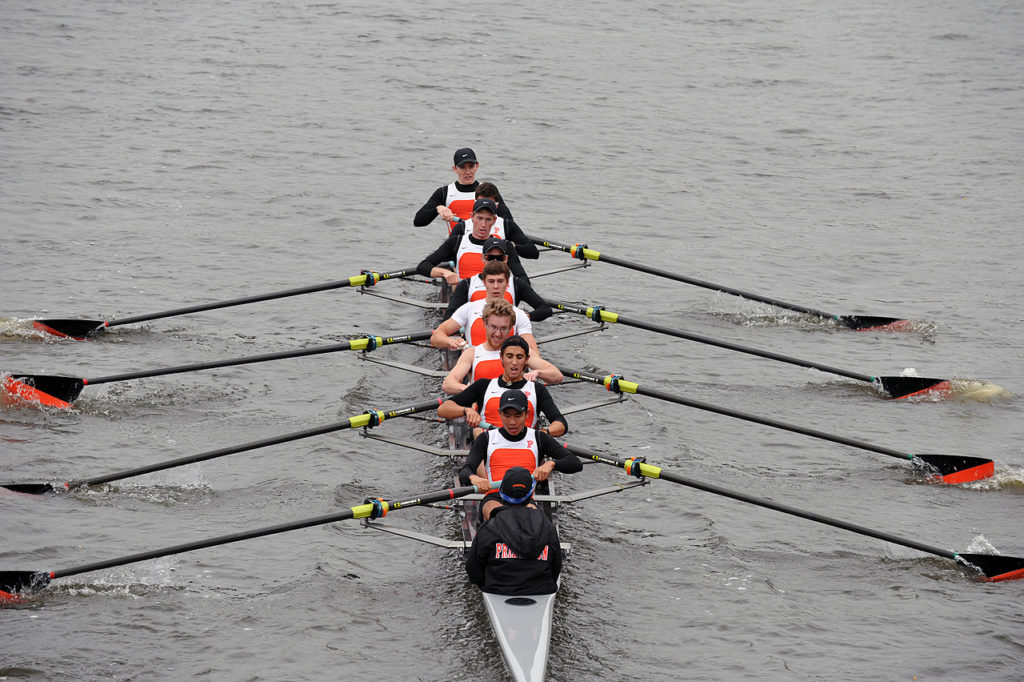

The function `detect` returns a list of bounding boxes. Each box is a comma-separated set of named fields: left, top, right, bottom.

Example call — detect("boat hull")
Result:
left=482, top=591, right=556, bottom=682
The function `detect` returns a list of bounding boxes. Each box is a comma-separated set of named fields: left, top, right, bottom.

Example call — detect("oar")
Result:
left=568, top=443, right=1023, bottom=582
left=1, top=399, right=443, bottom=495
left=30, top=265, right=421, bottom=339
left=0, top=484, right=479, bottom=602
left=554, top=301, right=950, bottom=400
left=531, top=235, right=910, bottom=331
left=559, top=367, right=993, bottom=484
left=3, top=331, right=432, bottom=409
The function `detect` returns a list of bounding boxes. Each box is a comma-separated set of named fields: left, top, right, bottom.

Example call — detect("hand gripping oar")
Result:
left=559, top=367, right=993, bottom=484
left=531, top=235, right=910, bottom=332
left=0, top=484, right=479, bottom=602
left=2, top=330, right=433, bottom=409
left=1, top=399, right=443, bottom=495
left=30, top=265, right=421, bottom=339
left=554, top=302, right=950, bottom=400
left=567, top=443, right=1023, bottom=582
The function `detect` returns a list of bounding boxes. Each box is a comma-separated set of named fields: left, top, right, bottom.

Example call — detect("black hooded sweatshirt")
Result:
left=465, top=504, right=562, bottom=596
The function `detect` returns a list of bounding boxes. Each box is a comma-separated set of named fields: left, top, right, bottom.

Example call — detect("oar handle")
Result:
left=107, top=265, right=419, bottom=327
left=553, top=303, right=875, bottom=384
left=530, top=236, right=839, bottom=321
left=72, top=399, right=443, bottom=488
left=51, top=485, right=478, bottom=582
left=566, top=443, right=958, bottom=561
left=86, top=331, right=432, bottom=385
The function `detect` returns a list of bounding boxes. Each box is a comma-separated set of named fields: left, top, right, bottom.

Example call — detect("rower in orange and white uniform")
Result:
left=416, top=198, right=531, bottom=285
left=440, top=300, right=561, bottom=394
left=413, top=147, right=485, bottom=234
left=443, top=238, right=552, bottom=322
left=438, top=335, right=567, bottom=438
left=458, top=389, right=581, bottom=521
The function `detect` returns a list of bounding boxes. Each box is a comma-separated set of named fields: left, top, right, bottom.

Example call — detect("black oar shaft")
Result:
left=71, top=399, right=442, bottom=488
left=107, top=266, right=417, bottom=327
left=533, top=236, right=836, bottom=320
left=555, top=303, right=874, bottom=383
left=567, top=444, right=957, bottom=560
left=559, top=367, right=908, bottom=461
left=50, top=486, right=477, bottom=582
left=86, top=332, right=431, bottom=385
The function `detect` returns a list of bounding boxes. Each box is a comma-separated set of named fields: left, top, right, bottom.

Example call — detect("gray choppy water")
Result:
left=2, top=1, right=1023, bottom=680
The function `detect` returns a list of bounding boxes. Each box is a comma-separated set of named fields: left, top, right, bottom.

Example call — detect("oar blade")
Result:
left=876, top=376, right=952, bottom=400
left=913, top=454, right=995, bottom=485
left=838, top=315, right=912, bottom=332
left=2, top=375, right=84, bottom=408
left=31, top=319, right=107, bottom=339
left=0, top=570, right=51, bottom=601
left=0, top=482, right=60, bottom=495
left=957, top=554, right=1024, bottom=582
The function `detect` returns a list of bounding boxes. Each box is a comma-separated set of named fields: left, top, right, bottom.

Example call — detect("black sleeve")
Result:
left=451, top=379, right=488, bottom=408
left=534, top=384, right=566, bottom=430
left=515, top=279, right=552, bottom=322
left=413, top=186, right=449, bottom=227
left=415, top=232, right=460, bottom=278
left=539, top=432, right=583, bottom=475
left=506, top=249, right=530, bottom=282
left=459, top=433, right=489, bottom=485
left=503, top=218, right=539, bottom=260
left=445, top=279, right=470, bottom=320
left=496, top=196, right=514, bottom=222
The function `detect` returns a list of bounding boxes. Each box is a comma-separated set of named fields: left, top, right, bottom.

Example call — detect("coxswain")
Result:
left=413, top=147, right=493, bottom=233
left=442, top=238, right=551, bottom=322
left=416, top=198, right=530, bottom=285
left=437, top=299, right=561, bottom=393
left=438, top=334, right=567, bottom=437
left=458, top=390, right=582, bottom=522
left=465, top=466, right=563, bottom=596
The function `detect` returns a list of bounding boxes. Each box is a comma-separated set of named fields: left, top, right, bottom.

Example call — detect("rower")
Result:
left=473, top=182, right=539, bottom=261
left=416, top=198, right=530, bottom=286
left=413, top=147, right=494, bottom=234
left=438, top=300, right=562, bottom=393
left=458, top=390, right=582, bottom=522
left=442, top=238, right=552, bottom=322
left=465, top=466, right=563, bottom=596
left=438, top=335, right=567, bottom=437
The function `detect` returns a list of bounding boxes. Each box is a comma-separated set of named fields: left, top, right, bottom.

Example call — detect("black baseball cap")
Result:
left=481, top=236, right=510, bottom=254
left=472, top=197, right=497, bottom=214
left=498, top=389, right=528, bottom=414
left=454, top=147, right=478, bottom=166
left=499, top=466, right=536, bottom=505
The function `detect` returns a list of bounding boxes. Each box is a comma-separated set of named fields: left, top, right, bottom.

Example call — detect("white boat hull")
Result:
left=481, top=590, right=556, bottom=682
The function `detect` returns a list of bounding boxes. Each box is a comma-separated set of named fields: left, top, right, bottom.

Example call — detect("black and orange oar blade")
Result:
left=31, top=319, right=108, bottom=339
left=0, top=398, right=443, bottom=496
left=914, top=455, right=994, bottom=485
left=569, top=443, right=1022, bottom=583
left=0, top=484, right=478, bottom=602
left=29, top=265, right=420, bottom=340
left=2, top=331, right=432, bottom=409
left=957, top=553, right=1024, bottom=582
left=876, top=376, right=952, bottom=400
left=2, top=375, right=84, bottom=409
left=559, top=367, right=995, bottom=484
left=532, top=235, right=915, bottom=331
left=837, top=315, right=913, bottom=332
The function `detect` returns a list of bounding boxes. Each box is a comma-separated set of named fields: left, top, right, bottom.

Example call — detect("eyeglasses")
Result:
left=485, top=323, right=512, bottom=334
left=483, top=253, right=506, bottom=261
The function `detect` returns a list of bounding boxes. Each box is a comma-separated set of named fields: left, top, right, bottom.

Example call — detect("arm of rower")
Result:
left=504, top=218, right=540, bottom=260
left=541, top=433, right=583, bottom=475
left=459, top=435, right=489, bottom=488
left=431, top=318, right=467, bottom=351
left=516, top=281, right=553, bottom=322
left=535, top=383, right=567, bottom=437
left=444, top=280, right=470, bottom=320
left=438, top=381, right=484, bottom=426
left=526, top=352, right=563, bottom=386
left=413, top=186, right=448, bottom=227
left=441, top=347, right=475, bottom=394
